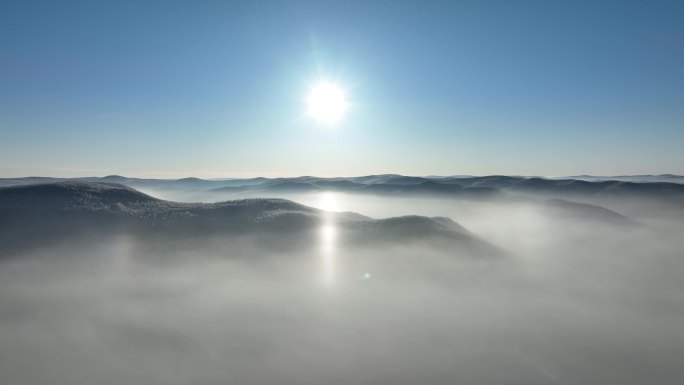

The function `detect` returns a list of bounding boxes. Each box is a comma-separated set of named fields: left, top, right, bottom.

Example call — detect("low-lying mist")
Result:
left=1, top=189, right=683, bottom=384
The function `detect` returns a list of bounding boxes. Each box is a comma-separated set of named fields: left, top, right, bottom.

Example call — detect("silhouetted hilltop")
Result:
left=541, top=198, right=637, bottom=226
left=380, top=176, right=430, bottom=185
left=0, top=182, right=160, bottom=211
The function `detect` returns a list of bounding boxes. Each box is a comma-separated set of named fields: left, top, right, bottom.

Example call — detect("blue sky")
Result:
left=1, top=0, right=682, bottom=177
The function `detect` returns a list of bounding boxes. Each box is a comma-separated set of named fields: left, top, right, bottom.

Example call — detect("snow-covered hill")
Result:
left=0, top=182, right=500, bottom=258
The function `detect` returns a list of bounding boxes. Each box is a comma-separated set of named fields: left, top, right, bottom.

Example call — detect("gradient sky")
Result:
left=1, top=0, right=683, bottom=178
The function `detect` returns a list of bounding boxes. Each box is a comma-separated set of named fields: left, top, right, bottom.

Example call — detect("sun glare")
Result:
left=307, top=82, right=348, bottom=124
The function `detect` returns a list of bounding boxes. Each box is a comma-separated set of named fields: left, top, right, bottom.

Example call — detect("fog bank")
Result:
left=1, top=189, right=683, bottom=384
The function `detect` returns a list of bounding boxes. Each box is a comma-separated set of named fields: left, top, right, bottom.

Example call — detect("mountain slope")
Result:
left=0, top=182, right=500, bottom=258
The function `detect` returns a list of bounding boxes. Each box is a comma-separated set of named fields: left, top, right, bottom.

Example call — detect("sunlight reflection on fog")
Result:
left=319, top=223, right=337, bottom=286
left=317, top=191, right=340, bottom=212
left=317, top=192, right=339, bottom=285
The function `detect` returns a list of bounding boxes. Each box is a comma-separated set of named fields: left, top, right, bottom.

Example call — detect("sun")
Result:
left=307, top=82, right=348, bottom=124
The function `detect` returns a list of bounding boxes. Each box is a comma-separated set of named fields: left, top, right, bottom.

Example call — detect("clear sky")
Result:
left=1, top=0, right=682, bottom=178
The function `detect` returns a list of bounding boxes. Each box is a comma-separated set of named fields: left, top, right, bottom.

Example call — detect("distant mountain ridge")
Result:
left=2, top=174, right=683, bottom=201
left=560, top=174, right=684, bottom=184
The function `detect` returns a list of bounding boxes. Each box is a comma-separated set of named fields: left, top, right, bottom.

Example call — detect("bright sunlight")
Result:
left=307, top=82, right=348, bottom=124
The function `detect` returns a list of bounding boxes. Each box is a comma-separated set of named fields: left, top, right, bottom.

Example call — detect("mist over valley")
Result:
left=1, top=175, right=683, bottom=384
